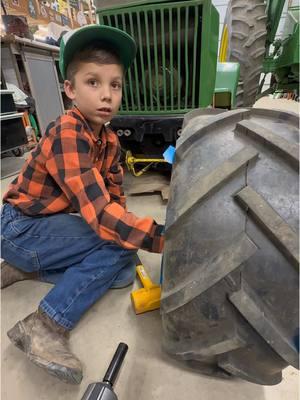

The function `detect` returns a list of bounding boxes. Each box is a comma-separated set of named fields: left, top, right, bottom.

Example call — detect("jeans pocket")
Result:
left=10, top=216, right=38, bottom=236
left=1, top=236, right=40, bottom=272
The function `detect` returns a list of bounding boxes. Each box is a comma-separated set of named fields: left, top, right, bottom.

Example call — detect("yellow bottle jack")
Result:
left=131, top=263, right=161, bottom=314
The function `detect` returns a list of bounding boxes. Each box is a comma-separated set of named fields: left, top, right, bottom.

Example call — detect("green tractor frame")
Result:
left=95, top=0, right=299, bottom=162
left=261, top=1, right=299, bottom=99
left=220, top=0, right=299, bottom=106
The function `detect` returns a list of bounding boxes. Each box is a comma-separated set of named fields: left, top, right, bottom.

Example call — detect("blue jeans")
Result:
left=1, top=203, right=136, bottom=330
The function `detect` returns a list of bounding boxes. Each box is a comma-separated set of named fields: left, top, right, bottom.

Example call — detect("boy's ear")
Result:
left=64, top=80, right=76, bottom=100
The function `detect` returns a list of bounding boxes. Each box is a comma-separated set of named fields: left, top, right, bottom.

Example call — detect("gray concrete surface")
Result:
left=1, top=98, right=299, bottom=399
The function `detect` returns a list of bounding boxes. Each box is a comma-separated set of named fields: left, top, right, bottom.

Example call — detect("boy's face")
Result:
left=64, top=62, right=123, bottom=133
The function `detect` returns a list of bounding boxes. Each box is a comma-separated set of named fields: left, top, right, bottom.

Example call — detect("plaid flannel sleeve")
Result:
left=45, top=126, right=164, bottom=253
left=105, top=143, right=127, bottom=209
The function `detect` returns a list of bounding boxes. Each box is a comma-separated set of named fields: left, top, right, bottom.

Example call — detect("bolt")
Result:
left=124, top=129, right=131, bottom=137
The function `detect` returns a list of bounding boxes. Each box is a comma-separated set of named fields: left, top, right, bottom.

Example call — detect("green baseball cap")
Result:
left=59, top=24, right=137, bottom=80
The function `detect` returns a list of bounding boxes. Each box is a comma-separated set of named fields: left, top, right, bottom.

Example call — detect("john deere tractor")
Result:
left=96, top=0, right=298, bottom=157
left=96, top=0, right=299, bottom=385
left=96, top=0, right=222, bottom=163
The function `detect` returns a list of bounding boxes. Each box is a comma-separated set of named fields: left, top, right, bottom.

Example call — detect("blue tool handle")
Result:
left=159, top=255, right=164, bottom=285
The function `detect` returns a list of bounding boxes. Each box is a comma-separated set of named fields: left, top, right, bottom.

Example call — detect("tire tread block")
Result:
left=166, top=146, right=259, bottom=232
left=218, top=351, right=283, bottom=385
left=164, top=326, right=247, bottom=359
left=235, top=120, right=299, bottom=169
left=161, top=233, right=257, bottom=313
left=229, top=278, right=299, bottom=368
left=177, top=109, right=250, bottom=156
left=235, top=186, right=299, bottom=269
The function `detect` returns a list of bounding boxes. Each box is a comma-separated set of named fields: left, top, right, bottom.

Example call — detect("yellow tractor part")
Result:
left=219, top=24, right=228, bottom=62
left=125, top=150, right=167, bottom=177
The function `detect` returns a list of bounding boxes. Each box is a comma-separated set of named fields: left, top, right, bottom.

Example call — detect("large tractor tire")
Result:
left=219, top=0, right=267, bottom=107
left=161, top=107, right=299, bottom=385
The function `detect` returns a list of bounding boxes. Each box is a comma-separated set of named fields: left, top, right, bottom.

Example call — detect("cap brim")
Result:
left=62, top=25, right=136, bottom=79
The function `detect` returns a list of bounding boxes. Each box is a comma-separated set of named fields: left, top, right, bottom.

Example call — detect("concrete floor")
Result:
left=1, top=98, right=299, bottom=399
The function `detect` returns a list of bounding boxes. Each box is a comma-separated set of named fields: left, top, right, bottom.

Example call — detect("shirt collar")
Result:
left=67, top=106, right=111, bottom=144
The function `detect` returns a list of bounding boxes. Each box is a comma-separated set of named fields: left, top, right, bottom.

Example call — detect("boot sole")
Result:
left=7, top=322, right=82, bottom=384
left=30, top=356, right=83, bottom=385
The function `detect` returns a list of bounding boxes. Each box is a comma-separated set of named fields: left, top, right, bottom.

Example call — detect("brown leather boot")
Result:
left=7, top=309, right=83, bottom=384
left=1, top=261, right=38, bottom=289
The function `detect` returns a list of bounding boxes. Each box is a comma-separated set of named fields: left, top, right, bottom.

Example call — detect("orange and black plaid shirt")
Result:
left=3, top=107, right=164, bottom=253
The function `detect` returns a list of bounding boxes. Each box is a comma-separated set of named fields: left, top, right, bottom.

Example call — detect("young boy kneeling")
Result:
left=1, top=25, right=164, bottom=384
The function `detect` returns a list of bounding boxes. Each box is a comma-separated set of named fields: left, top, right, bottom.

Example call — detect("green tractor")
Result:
left=96, top=0, right=299, bottom=385
left=95, top=0, right=299, bottom=160
left=220, top=0, right=299, bottom=106
left=96, top=0, right=221, bottom=162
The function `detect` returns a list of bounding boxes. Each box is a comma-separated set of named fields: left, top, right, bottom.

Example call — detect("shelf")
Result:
left=0, top=112, right=23, bottom=121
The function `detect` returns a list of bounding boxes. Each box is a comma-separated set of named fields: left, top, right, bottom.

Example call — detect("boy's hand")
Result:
left=97, top=201, right=165, bottom=254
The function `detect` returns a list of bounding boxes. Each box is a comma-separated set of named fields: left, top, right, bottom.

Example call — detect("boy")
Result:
left=1, top=25, right=164, bottom=384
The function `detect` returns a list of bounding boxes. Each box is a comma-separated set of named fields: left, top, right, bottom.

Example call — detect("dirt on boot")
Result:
left=1, top=261, right=38, bottom=289
left=7, top=309, right=83, bottom=384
